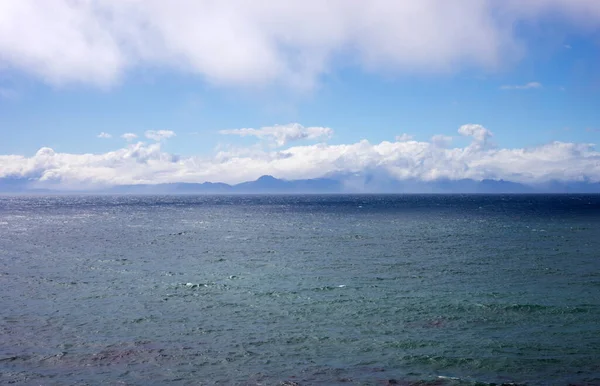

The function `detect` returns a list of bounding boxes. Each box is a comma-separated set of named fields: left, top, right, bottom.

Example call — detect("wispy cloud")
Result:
left=500, top=82, right=543, bottom=90
left=97, top=132, right=112, bottom=139
left=145, top=130, right=176, bottom=141
left=220, top=123, right=333, bottom=147
left=121, top=133, right=138, bottom=141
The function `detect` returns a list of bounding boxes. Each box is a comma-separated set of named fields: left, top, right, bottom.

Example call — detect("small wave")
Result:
left=499, top=303, right=550, bottom=312
left=454, top=302, right=589, bottom=315
left=485, top=303, right=590, bottom=315
left=182, top=282, right=209, bottom=288
left=313, top=285, right=347, bottom=291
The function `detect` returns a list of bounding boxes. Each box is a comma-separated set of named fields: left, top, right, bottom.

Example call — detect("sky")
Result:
left=1, top=0, right=600, bottom=188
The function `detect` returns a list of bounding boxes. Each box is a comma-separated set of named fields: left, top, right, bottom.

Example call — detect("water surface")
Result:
left=1, top=195, right=599, bottom=385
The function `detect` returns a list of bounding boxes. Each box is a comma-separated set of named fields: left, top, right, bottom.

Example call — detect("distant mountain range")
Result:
left=2, top=174, right=600, bottom=194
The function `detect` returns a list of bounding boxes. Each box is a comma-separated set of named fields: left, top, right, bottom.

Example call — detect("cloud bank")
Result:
left=1, top=1, right=599, bottom=88
left=2, top=124, right=599, bottom=188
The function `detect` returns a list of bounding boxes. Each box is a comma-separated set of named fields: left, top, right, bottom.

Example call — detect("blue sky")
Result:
left=1, top=1, right=599, bottom=187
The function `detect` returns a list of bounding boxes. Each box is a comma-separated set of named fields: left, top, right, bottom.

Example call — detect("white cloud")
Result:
left=500, top=82, right=543, bottom=90
left=0, top=1, right=599, bottom=88
left=395, top=133, right=414, bottom=142
left=431, top=134, right=453, bottom=148
left=97, top=132, right=112, bottom=139
left=220, top=123, right=333, bottom=146
left=458, top=123, right=493, bottom=150
left=145, top=130, right=176, bottom=141
left=2, top=124, right=600, bottom=188
left=121, top=133, right=138, bottom=141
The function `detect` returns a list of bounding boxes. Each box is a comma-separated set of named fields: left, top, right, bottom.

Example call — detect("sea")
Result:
left=1, top=194, right=599, bottom=385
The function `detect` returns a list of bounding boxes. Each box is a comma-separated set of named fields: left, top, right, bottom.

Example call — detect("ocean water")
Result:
left=1, top=194, right=599, bottom=385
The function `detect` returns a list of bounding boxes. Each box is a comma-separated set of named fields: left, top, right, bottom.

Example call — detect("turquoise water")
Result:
left=1, top=195, right=599, bottom=385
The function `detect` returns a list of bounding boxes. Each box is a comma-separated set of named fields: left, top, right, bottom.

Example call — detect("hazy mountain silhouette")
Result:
left=109, top=182, right=233, bottom=194
left=0, top=176, right=52, bottom=193
left=2, top=174, right=600, bottom=194
left=233, top=175, right=342, bottom=193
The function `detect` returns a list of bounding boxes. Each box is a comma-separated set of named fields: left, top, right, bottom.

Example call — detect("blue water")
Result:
left=1, top=195, right=599, bottom=385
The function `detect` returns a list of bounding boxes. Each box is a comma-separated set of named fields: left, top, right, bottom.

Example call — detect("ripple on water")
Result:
left=1, top=194, right=600, bottom=385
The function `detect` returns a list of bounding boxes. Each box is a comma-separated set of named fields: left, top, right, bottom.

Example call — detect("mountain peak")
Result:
left=256, top=175, right=280, bottom=182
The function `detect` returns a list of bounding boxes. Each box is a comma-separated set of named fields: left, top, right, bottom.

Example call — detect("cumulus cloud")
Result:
left=121, top=133, right=138, bottom=141
left=145, top=130, right=176, bottom=141
left=500, top=82, right=543, bottom=90
left=431, top=135, right=453, bottom=148
left=458, top=123, right=493, bottom=150
left=0, top=1, right=599, bottom=88
left=97, top=132, right=112, bottom=139
left=220, top=123, right=333, bottom=146
left=2, top=124, right=600, bottom=188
